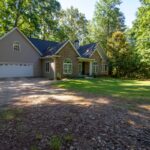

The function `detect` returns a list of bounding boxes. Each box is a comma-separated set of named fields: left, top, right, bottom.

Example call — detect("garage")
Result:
left=0, top=63, right=33, bottom=78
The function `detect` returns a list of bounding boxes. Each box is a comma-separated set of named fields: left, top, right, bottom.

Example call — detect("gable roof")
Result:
left=0, top=28, right=42, bottom=56
left=29, top=38, right=81, bottom=57
left=29, top=38, right=60, bottom=56
left=77, top=43, right=97, bottom=58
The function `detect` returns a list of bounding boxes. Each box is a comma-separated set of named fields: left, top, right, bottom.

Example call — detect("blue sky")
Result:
left=58, top=0, right=141, bottom=28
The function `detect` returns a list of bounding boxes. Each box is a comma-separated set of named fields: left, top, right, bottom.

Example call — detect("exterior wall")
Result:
left=55, top=43, right=79, bottom=78
left=90, top=50, right=102, bottom=75
left=90, top=50, right=108, bottom=75
left=0, top=29, right=41, bottom=76
left=42, top=58, right=54, bottom=79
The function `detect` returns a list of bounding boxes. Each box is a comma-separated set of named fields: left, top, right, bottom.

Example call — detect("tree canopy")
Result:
left=0, top=0, right=149, bottom=78
left=129, top=0, right=150, bottom=77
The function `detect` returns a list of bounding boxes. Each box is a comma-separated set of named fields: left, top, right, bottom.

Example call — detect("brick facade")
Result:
left=55, top=43, right=79, bottom=78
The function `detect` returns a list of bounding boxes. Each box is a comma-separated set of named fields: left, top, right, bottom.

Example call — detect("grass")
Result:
left=54, top=78, right=150, bottom=102
left=0, top=108, right=23, bottom=121
left=49, top=135, right=62, bottom=150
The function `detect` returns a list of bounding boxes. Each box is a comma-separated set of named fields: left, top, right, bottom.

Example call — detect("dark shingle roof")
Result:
left=43, top=41, right=67, bottom=56
left=77, top=43, right=97, bottom=58
left=29, top=38, right=59, bottom=56
left=29, top=37, right=101, bottom=59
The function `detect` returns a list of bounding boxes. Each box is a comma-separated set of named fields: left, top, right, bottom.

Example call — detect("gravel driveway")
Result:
left=0, top=78, right=149, bottom=150
left=0, top=78, right=57, bottom=107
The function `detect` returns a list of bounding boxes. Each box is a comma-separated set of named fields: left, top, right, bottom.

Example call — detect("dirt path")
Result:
left=0, top=78, right=56, bottom=107
left=0, top=78, right=149, bottom=150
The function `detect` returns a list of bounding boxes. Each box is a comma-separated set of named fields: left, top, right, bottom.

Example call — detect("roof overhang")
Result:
left=55, top=40, right=81, bottom=57
left=78, top=57, right=95, bottom=62
left=0, top=27, right=42, bottom=56
left=41, top=55, right=61, bottom=59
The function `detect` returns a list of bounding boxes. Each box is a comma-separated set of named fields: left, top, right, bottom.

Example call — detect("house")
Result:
left=0, top=28, right=108, bottom=79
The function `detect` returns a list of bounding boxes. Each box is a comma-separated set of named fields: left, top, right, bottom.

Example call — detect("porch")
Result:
left=78, top=57, right=94, bottom=76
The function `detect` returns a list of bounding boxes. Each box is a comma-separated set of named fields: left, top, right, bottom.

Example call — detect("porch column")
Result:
left=89, top=61, right=93, bottom=76
left=53, top=58, right=57, bottom=80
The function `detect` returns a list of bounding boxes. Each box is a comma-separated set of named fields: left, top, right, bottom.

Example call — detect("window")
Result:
left=92, top=61, right=98, bottom=74
left=63, top=58, right=72, bottom=74
left=101, top=64, right=108, bottom=72
left=13, top=41, right=20, bottom=52
left=45, top=62, right=50, bottom=73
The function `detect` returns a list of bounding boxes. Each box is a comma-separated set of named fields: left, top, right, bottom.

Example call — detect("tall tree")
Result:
left=88, top=0, right=125, bottom=50
left=130, top=0, right=150, bottom=77
left=107, top=31, right=136, bottom=77
left=58, top=7, right=88, bottom=43
left=0, top=0, right=61, bottom=40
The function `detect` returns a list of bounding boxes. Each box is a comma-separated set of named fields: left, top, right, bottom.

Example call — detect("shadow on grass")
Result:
left=0, top=89, right=150, bottom=150
left=54, top=78, right=150, bottom=102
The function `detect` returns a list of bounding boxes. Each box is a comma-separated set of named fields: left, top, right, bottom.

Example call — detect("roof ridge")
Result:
left=29, top=37, right=60, bottom=44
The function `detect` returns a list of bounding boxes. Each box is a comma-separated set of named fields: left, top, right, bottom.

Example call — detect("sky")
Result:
left=58, top=0, right=141, bottom=28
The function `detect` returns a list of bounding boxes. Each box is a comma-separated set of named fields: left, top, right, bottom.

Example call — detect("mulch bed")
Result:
left=0, top=94, right=150, bottom=150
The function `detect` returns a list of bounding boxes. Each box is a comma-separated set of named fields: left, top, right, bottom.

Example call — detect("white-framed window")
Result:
left=92, top=61, right=98, bottom=74
left=13, top=41, right=20, bottom=52
left=101, top=64, right=108, bottom=72
left=63, top=58, right=72, bottom=74
left=45, top=62, right=50, bottom=73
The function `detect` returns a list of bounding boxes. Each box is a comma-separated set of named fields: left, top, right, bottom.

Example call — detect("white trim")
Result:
left=53, top=58, right=57, bottom=80
left=0, top=61, right=33, bottom=65
left=41, top=55, right=61, bottom=59
left=13, top=41, right=21, bottom=52
left=101, top=64, right=108, bottom=73
left=78, top=57, right=95, bottom=62
left=0, top=27, right=17, bottom=40
left=15, top=28, right=42, bottom=56
left=92, top=61, right=98, bottom=74
left=90, top=45, right=103, bottom=59
left=89, top=61, right=93, bottom=76
left=55, top=40, right=81, bottom=57
left=0, top=27, right=42, bottom=56
left=63, top=58, right=73, bottom=75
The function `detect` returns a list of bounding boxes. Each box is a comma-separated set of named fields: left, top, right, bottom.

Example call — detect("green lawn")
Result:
left=54, top=78, right=150, bottom=101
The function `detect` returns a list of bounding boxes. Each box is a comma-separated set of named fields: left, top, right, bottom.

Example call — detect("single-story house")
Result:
left=0, top=28, right=108, bottom=79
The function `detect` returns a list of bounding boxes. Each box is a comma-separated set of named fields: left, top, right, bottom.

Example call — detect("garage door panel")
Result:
left=0, top=63, right=33, bottom=78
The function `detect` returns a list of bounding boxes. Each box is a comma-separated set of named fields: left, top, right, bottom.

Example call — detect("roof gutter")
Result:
left=41, top=55, right=61, bottom=59
left=78, top=57, right=95, bottom=62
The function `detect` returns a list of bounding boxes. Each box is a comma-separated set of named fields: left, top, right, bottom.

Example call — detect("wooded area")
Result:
left=0, top=0, right=149, bottom=78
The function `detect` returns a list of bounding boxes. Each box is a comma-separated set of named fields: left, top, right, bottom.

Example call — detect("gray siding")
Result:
left=0, top=29, right=41, bottom=77
left=42, top=58, right=54, bottom=79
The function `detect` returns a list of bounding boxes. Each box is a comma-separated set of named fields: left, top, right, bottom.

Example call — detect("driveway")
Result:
left=0, top=78, right=149, bottom=149
left=0, top=78, right=58, bottom=107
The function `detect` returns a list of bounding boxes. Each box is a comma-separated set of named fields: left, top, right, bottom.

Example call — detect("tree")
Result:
left=88, top=0, right=126, bottom=50
left=58, top=7, right=88, bottom=43
left=0, top=0, right=61, bottom=40
left=107, top=31, right=136, bottom=77
left=130, top=0, right=150, bottom=77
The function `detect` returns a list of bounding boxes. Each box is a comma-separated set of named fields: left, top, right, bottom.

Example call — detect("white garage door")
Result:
left=0, top=63, right=33, bottom=78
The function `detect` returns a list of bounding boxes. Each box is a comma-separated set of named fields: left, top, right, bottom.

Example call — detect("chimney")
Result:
left=74, top=40, right=80, bottom=49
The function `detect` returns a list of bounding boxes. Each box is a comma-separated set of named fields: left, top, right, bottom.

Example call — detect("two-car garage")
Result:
left=0, top=63, right=33, bottom=78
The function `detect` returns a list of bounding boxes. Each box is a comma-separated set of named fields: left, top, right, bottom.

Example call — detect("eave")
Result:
left=78, top=57, right=95, bottom=62
left=41, top=55, right=61, bottom=59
